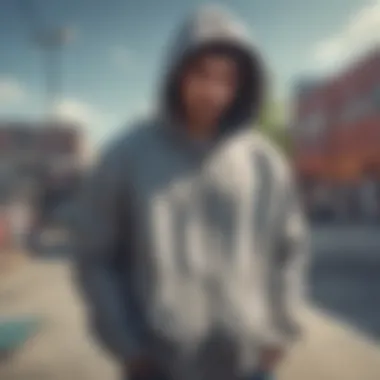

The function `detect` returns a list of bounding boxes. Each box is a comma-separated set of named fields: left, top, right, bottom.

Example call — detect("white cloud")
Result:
left=110, top=46, right=134, bottom=68
left=313, top=0, right=380, bottom=71
left=52, top=98, right=121, bottom=149
left=0, top=77, right=26, bottom=105
left=53, top=98, right=96, bottom=126
left=53, top=98, right=106, bottom=158
left=133, top=100, right=152, bottom=118
left=53, top=98, right=153, bottom=149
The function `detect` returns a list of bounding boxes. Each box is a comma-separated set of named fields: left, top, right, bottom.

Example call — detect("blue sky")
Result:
left=0, top=0, right=373, bottom=146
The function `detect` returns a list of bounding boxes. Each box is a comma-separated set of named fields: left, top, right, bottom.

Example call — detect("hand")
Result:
left=258, top=347, right=285, bottom=371
left=126, top=355, right=158, bottom=376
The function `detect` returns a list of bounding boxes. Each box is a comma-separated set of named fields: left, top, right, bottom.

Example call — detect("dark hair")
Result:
left=164, top=41, right=264, bottom=134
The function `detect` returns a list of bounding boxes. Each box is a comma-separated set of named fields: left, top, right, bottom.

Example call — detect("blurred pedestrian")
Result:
left=74, top=5, right=309, bottom=380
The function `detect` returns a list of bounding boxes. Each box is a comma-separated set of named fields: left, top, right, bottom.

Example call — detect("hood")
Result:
left=161, top=5, right=267, bottom=136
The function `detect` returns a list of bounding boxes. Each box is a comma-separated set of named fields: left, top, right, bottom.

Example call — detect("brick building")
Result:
left=293, top=48, right=380, bottom=184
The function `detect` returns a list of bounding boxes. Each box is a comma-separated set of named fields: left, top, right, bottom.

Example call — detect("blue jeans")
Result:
left=250, top=372, right=273, bottom=380
left=127, top=372, right=273, bottom=380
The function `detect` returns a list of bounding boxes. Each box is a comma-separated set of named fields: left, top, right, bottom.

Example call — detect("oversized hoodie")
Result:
left=74, top=6, right=309, bottom=380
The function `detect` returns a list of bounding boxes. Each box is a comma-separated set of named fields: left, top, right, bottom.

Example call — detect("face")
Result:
left=180, top=52, right=239, bottom=133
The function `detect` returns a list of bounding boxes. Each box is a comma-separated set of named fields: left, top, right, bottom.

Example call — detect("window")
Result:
left=372, top=85, right=380, bottom=107
left=57, top=133, right=76, bottom=154
left=305, top=111, right=325, bottom=140
left=39, top=129, right=78, bottom=154
left=296, top=110, right=326, bottom=146
left=341, top=95, right=371, bottom=124
left=9, top=127, right=37, bottom=152
left=0, top=130, right=9, bottom=150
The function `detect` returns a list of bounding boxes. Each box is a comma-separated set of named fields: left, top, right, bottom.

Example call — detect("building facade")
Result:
left=0, top=121, right=84, bottom=203
left=293, top=49, right=380, bottom=184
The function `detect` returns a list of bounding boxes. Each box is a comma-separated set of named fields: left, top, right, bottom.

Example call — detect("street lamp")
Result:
left=34, top=27, right=74, bottom=121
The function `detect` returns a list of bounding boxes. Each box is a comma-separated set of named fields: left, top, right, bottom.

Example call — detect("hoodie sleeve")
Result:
left=73, top=146, right=144, bottom=360
left=264, top=169, right=310, bottom=347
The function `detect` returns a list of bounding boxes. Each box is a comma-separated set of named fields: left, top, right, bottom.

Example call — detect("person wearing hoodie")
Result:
left=74, top=6, right=309, bottom=380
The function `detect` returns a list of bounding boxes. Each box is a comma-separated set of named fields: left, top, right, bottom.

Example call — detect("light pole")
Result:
left=17, top=0, right=70, bottom=120
left=34, top=28, right=73, bottom=121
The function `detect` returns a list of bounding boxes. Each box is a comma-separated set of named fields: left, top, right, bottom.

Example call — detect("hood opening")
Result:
left=158, top=6, right=269, bottom=141
left=163, top=41, right=266, bottom=137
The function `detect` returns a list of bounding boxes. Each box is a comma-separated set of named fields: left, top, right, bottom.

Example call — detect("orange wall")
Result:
left=295, top=115, right=380, bottom=181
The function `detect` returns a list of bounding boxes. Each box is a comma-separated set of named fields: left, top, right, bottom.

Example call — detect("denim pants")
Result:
left=126, top=371, right=273, bottom=380
left=249, top=372, right=273, bottom=380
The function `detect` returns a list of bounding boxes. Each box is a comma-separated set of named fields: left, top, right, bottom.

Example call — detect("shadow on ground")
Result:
left=310, top=250, right=380, bottom=342
left=28, top=227, right=380, bottom=343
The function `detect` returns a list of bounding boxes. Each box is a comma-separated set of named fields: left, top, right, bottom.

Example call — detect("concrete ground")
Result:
left=0, top=259, right=119, bottom=380
left=1, top=259, right=380, bottom=380
left=0, top=249, right=28, bottom=275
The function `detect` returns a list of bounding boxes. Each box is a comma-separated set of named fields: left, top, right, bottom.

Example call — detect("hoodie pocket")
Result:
left=147, top=278, right=212, bottom=349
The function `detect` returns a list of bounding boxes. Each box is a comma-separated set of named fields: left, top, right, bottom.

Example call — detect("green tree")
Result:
left=258, top=101, right=293, bottom=157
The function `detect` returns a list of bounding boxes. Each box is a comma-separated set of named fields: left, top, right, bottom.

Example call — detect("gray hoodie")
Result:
left=74, top=6, right=309, bottom=380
